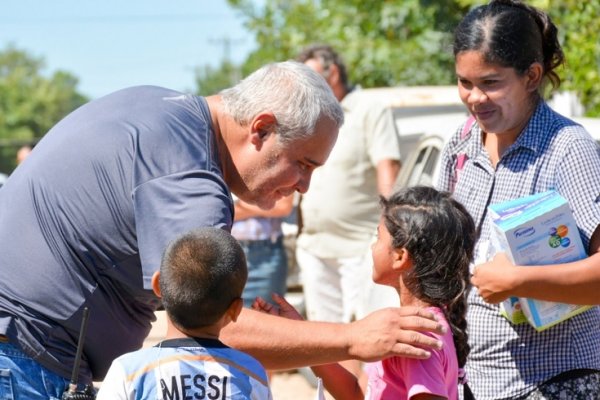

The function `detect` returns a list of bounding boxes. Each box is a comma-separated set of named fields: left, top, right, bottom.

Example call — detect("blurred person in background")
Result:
left=232, top=194, right=294, bottom=308
left=16, top=143, right=34, bottom=165
left=296, top=44, right=402, bottom=375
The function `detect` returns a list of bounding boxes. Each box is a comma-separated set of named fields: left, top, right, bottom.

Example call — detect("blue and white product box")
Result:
left=488, top=190, right=591, bottom=331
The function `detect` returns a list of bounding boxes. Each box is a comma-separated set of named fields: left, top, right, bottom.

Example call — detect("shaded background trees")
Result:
left=197, top=0, right=469, bottom=93
left=0, top=45, right=87, bottom=173
left=552, top=0, right=600, bottom=116
left=232, top=0, right=467, bottom=87
left=197, top=0, right=600, bottom=118
left=2, top=1, right=598, bottom=174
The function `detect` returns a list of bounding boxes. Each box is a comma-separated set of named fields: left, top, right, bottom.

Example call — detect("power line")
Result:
left=208, top=36, right=245, bottom=63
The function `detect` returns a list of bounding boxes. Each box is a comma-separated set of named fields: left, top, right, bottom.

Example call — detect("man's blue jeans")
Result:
left=0, top=340, right=69, bottom=399
left=239, top=236, right=288, bottom=307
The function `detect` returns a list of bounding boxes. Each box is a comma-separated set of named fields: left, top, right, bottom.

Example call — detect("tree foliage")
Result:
left=550, top=1, right=600, bottom=116
left=195, top=60, right=242, bottom=96
left=0, top=45, right=88, bottom=172
left=196, top=0, right=599, bottom=116
left=227, top=0, right=469, bottom=87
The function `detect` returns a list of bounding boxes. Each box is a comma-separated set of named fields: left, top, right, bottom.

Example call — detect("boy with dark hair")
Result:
left=97, top=227, right=271, bottom=400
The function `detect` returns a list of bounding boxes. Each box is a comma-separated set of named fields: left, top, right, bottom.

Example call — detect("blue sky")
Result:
left=1, top=1, right=256, bottom=99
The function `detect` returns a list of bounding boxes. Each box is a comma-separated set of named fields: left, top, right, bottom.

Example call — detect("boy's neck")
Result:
left=165, top=319, right=222, bottom=341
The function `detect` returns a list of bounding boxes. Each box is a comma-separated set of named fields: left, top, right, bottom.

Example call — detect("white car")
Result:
left=388, top=91, right=600, bottom=189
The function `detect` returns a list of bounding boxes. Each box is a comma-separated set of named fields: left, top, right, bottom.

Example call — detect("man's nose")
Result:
left=295, top=173, right=312, bottom=194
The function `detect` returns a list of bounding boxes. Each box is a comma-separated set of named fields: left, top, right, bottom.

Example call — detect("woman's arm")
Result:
left=472, top=225, right=600, bottom=304
left=311, top=363, right=364, bottom=400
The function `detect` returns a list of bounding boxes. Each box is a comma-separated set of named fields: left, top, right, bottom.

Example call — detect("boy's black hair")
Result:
left=159, top=227, right=248, bottom=330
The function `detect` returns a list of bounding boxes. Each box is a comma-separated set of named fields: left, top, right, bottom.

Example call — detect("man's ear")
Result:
left=151, top=271, right=162, bottom=298
left=249, top=113, right=278, bottom=149
left=226, top=298, right=244, bottom=323
left=327, top=63, right=341, bottom=87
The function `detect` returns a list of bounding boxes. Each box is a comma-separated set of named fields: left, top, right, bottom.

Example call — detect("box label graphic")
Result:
left=488, top=190, right=591, bottom=331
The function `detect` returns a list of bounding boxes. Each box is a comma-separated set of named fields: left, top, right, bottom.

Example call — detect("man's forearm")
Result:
left=220, top=306, right=445, bottom=370
left=220, top=308, right=351, bottom=370
left=376, top=159, right=401, bottom=196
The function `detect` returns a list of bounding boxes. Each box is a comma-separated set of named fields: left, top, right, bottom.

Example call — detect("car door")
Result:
left=395, top=134, right=445, bottom=189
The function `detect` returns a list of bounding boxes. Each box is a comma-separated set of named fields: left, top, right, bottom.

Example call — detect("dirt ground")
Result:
left=270, top=370, right=325, bottom=400
left=143, top=310, right=333, bottom=400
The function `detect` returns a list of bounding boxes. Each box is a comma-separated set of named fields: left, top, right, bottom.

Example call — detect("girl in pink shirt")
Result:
left=255, top=186, right=475, bottom=399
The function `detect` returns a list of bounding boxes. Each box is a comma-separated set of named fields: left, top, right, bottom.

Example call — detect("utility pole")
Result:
left=208, top=36, right=245, bottom=83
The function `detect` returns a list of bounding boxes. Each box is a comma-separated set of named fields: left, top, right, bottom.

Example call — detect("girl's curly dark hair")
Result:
left=381, top=186, right=476, bottom=367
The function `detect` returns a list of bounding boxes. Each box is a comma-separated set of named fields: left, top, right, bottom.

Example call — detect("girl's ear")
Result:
left=392, top=248, right=412, bottom=272
left=151, top=271, right=162, bottom=298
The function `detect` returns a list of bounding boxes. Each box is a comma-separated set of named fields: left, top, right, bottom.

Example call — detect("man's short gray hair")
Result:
left=220, top=61, right=344, bottom=144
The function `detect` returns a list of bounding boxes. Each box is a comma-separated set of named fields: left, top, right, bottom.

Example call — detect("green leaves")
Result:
left=0, top=45, right=87, bottom=173
left=195, top=0, right=468, bottom=93
left=551, top=0, right=600, bottom=116
left=197, top=0, right=599, bottom=117
left=233, top=0, right=468, bottom=87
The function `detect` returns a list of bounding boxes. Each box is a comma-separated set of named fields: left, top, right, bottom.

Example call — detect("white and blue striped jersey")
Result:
left=97, top=337, right=272, bottom=400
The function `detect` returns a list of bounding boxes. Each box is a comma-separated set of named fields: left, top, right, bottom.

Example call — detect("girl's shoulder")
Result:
left=425, top=307, right=452, bottom=338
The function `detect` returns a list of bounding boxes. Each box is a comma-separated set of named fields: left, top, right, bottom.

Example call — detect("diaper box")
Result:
left=488, top=190, right=591, bottom=331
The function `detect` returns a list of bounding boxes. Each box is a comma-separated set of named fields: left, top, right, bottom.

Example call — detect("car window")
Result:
left=395, top=135, right=445, bottom=190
